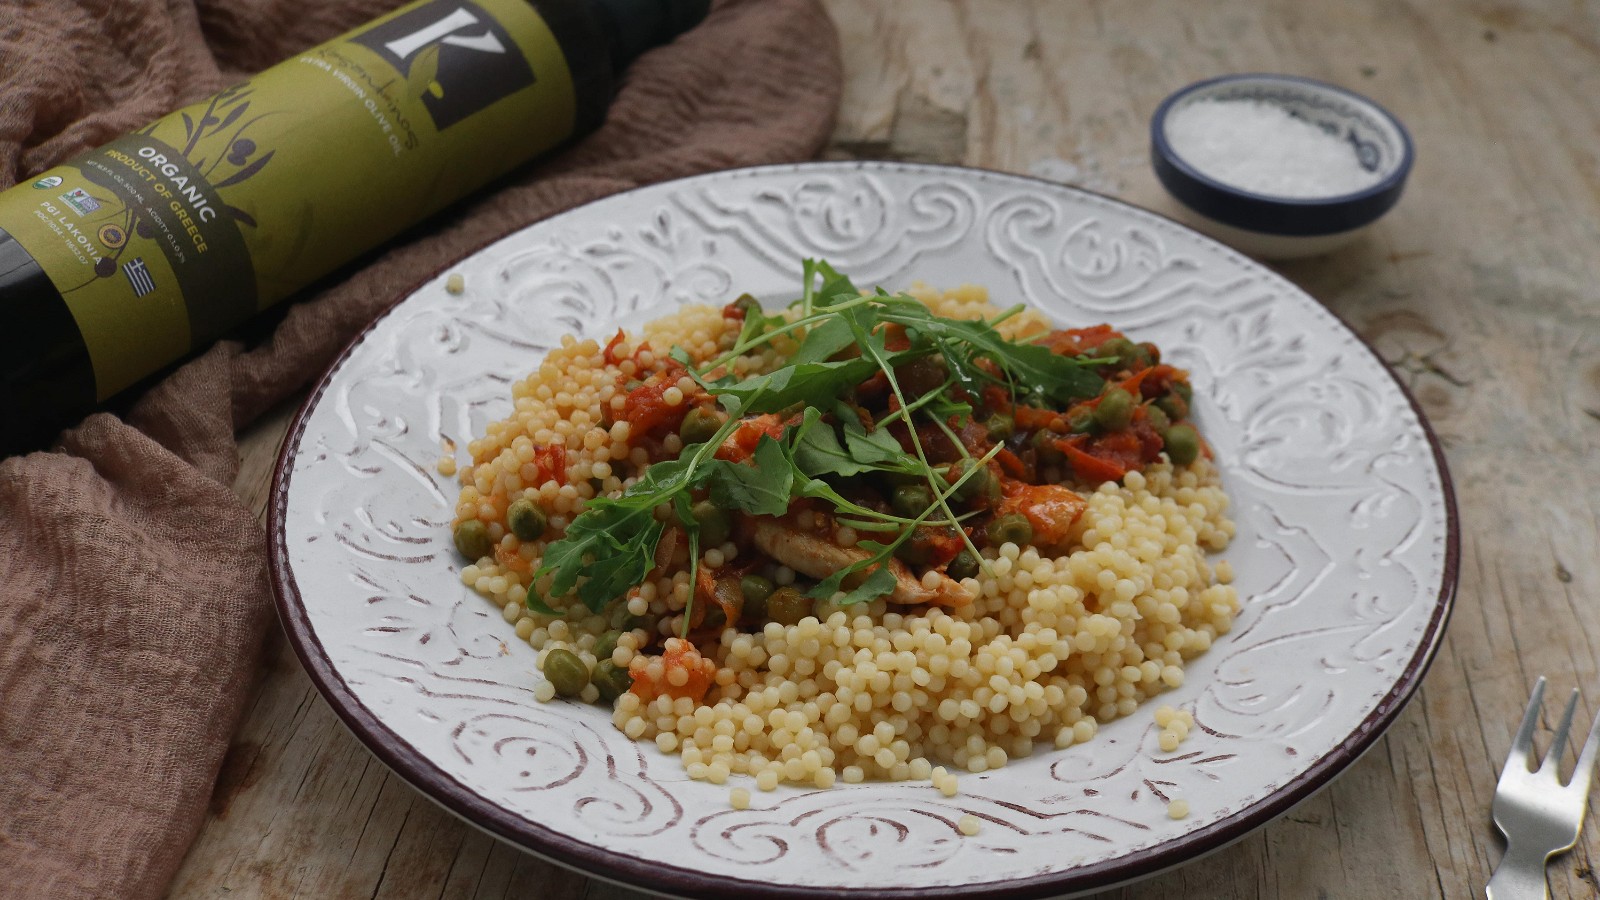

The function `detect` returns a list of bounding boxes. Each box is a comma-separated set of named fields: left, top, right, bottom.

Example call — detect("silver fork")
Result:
left=1487, top=676, right=1600, bottom=899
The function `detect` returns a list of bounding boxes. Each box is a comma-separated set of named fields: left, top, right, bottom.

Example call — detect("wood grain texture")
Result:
left=169, top=1, right=1600, bottom=897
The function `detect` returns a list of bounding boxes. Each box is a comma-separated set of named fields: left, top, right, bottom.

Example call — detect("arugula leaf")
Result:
left=880, top=301, right=1103, bottom=403
left=793, top=473, right=857, bottom=508
left=789, top=403, right=825, bottom=438
left=780, top=422, right=901, bottom=519
left=712, top=356, right=884, bottom=417
left=790, top=403, right=914, bottom=480
left=671, top=491, right=696, bottom=528
left=793, top=419, right=872, bottom=477
left=524, top=593, right=562, bottom=616
left=600, top=454, right=699, bottom=509
left=811, top=259, right=860, bottom=306
left=800, top=442, right=1005, bottom=606
left=840, top=559, right=899, bottom=604
left=533, top=504, right=660, bottom=612
left=834, top=517, right=907, bottom=532
left=798, top=258, right=820, bottom=317
left=705, top=436, right=792, bottom=515
left=793, top=284, right=904, bottom=366
left=785, top=315, right=856, bottom=366
left=530, top=407, right=753, bottom=614
left=806, top=560, right=898, bottom=605
left=840, top=414, right=906, bottom=467
left=674, top=492, right=701, bottom=639
left=579, top=517, right=664, bottom=612
left=926, top=393, right=972, bottom=421
left=731, top=295, right=789, bottom=352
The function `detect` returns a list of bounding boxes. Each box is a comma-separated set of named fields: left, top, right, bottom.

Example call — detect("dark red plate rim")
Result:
left=268, top=160, right=1459, bottom=900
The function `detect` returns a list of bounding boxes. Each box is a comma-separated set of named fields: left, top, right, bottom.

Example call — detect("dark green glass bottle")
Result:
left=0, top=0, right=707, bottom=456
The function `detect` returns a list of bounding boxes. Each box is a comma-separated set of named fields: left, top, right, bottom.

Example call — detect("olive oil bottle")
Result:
left=0, top=0, right=707, bottom=455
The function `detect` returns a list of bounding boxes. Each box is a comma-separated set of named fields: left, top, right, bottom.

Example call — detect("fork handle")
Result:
left=1486, top=842, right=1551, bottom=900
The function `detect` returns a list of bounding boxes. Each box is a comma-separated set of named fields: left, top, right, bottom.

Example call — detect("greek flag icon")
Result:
left=123, top=258, right=156, bottom=298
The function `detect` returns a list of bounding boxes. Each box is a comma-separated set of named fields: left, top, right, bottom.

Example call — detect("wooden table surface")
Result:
left=168, top=1, right=1600, bottom=897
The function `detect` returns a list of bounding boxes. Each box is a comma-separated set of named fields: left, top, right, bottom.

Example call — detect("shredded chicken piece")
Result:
left=749, top=517, right=971, bottom=607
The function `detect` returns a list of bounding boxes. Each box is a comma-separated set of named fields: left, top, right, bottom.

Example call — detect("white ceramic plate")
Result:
left=270, top=162, right=1456, bottom=899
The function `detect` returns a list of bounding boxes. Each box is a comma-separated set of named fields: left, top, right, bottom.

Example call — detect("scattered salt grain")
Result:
left=1166, top=98, right=1379, bottom=198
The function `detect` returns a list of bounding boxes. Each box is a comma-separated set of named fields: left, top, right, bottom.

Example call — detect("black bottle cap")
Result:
left=590, top=0, right=710, bottom=72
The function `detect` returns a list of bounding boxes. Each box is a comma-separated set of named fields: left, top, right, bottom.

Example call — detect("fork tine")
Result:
left=1541, top=688, right=1582, bottom=775
left=1569, top=694, right=1600, bottom=795
left=1504, top=676, right=1547, bottom=775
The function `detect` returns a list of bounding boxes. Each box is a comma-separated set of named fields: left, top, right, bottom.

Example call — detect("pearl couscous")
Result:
left=448, top=267, right=1238, bottom=800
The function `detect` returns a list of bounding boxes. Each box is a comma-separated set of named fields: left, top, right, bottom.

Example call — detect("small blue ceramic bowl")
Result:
left=1151, top=73, right=1414, bottom=259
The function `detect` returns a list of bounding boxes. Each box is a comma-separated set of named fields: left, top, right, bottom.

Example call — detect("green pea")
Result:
left=1094, top=388, right=1135, bottom=431
left=1156, top=393, right=1189, bottom=422
left=453, top=519, right=493, bottom=560
left=609, top=604, right=655, bottom=634
left=894, top=527, right=943, bottom=565
left=1032, top=429, right=1064, bottom=463
left=1144, top=404, right=1171, bottom=433
left=944, top=459, right=975, bottom=499
left=731, top=293, right=762, bottom=318
left=983, top=469, right=1003, bottom=503
left=1173, top=379, right=1193, bottom=403
left=593, top=660, right=633, bottom=703
left=679, top=406, right=723, bottom=445
left=742, top=598, right=768, bottom=624
left=505, top=499, right=547, bottom=541
left=1092, top=337, right=1136, bottom=363
left=1066, top=406, right=1097, bottom=434
left=1126, top=345, right=1152, bottom=370
left=1139, top=342, right=1161, bottom=365
left=608, top=603, right=634, bottom=630
left=947, top=459, right=999, bottom=504
left=741, top=575, right=776, bottom=618
left=985, top=513, right=1034, bottom=548
left=767, top=586, right=811, bottom=625
left=947, top=550, right=980, bottom=581
left=984, top=413, right=1015, bottom=440
left=892, top=483, right=933, bottom=518
left=692, top=499, right=732, bottom=548
left=542, top=648, right=589, bottom=698
left=1162, top=424, right=1200, bottom=466
left=592, top=630, right=622, bottom=662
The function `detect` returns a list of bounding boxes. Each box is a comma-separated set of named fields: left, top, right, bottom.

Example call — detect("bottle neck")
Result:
left=589, top=0, right=710, bottom=72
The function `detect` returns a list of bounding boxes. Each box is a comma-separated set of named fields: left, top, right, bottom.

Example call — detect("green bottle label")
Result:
left=0, top=0, right=576, bottom=400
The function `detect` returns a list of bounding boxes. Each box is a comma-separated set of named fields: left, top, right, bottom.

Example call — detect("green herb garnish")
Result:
left=530, top=260, right=1098, bottom=627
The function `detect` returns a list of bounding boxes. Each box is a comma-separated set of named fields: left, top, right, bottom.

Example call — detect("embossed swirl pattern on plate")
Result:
left=278, top=163, right=1450, bottom=893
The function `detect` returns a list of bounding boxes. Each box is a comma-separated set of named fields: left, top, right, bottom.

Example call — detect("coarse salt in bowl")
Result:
left=1150, top=73, right=1414, bottom=259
